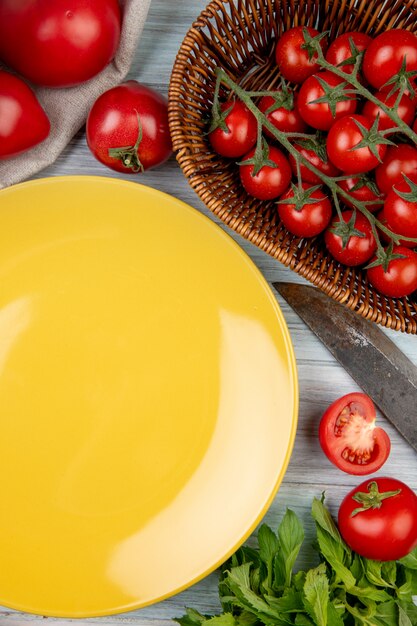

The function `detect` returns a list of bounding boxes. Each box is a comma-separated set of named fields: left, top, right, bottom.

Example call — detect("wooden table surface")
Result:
left=1, top=1, right=416, bottom=624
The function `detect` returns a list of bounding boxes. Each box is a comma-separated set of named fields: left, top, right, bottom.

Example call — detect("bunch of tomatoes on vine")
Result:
left=208, top=27, right=417, bottom=299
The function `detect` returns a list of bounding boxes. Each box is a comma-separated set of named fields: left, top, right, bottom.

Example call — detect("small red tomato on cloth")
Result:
left=0, top=0, right=121, bottom=87
left=86, top=81, right=172, bottom=173
left=275, top=26, right=328, bottom=84
left=319, top=392, right=390, bottom=475
left=239, top=145, right=291, bottom=200
left=338, top=477, right=417, bottom=561
left=277, top=182, right=332, bottom=237
left=0, top=70, right=50, bottom=159
left=325, top=210, right=377, bottom=266
left=362, top=29, right=417, bottom=90
left=367, top=246, right=417, bottom=298
left=297, top=70, right=357, bottom=131
left=208, top=100, right=257, bottom=158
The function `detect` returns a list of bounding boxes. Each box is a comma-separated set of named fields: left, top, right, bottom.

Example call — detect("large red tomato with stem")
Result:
left=367, top=246, right=417, bottom=298
left=297, top=71, right=357, bottom=131
left=0, top=70, right=50, bottom=158
left=375, top=144, right=417, bottom=195
left=363, top=29, right=417, bottom=90
left=325, top=210, right=377, bottom=266
left=258, top=93, right=307, bottom=137
left=338, top=477, right=417, bottom=561
left=209, top=100, right=257, bottom=158
left=326, top=114, right=388, bottom=174
left=319, top=392, right=390, bottom=475
left=0, top=0, right=121, bottom=87
left=383, top=178, right=417, bottom=248
left=239, top=145, right=291, bottom=200
left=275, top=26, right=328, bottom=84
left=277, top=182, right=332, bottom=237
left=362, top=89, right=416, bottom=131
left=338, top=175, right=384, bottom=212
left=289, top=138, right=340, bottom=184
left=86, top=81, right=172, bottom=173
left=325, top=31, right=372, bottom=75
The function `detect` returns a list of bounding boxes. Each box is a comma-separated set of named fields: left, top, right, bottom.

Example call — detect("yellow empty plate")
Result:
left=0, top=176, right=297, bottom=617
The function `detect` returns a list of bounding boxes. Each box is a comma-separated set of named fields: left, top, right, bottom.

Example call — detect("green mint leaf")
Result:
left=295, top=615, right=315, bottom=625
left=396, top=570, right=413, bottom=602
left=326, top=601, right=345, bottom=626
left=225, top=564, right=280, bottom=623
left=276, top=508, right=305, bottom=588
left=363, top=559, right=395, bottom=589
left=315, top=526, right=356, bottom=588
left=311, top=498, right=345, bottom=547
left=349, top=583, right=392, bottom=603
left=303, top=562, right=329, bottom=626
left=206, top=615, right=237, bottom=626
left=399, top=547, right=417, bottom=570
left=293, top=570, right=307, bottom=592
left=174, top=608, right=208, bottom=626
left=233, top=612, right=259, bottom=626
left=372, top=600, right=398, bottom=625
left=399, top=598, right=417, bottom=624
left=258, top=525, right=280, bottom=564
left=399, top=604, right=414, bottom=626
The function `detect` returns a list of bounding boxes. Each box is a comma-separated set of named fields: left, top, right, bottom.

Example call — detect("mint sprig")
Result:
left=175, top=499, right=417, bottom=626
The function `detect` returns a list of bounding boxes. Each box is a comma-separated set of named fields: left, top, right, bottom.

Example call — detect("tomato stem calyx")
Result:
left=108, top=110, right=145, bottom=173
left=350, top=480, right=402, bottom=517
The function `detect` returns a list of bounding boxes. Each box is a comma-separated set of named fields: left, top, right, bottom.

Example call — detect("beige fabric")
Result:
left=0, top=0, right=151, bottom=189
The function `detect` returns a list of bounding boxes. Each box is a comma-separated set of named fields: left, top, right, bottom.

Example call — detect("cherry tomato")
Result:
left=383, top=178, right=417, bottom=247
left=277, top=182, right=332, bottom=237
left=0, top=0, right=121, bottom=88
left=363, top=29, right=417, bottom=90
left=362, top=89, right=416, bottom=131
left=297, top=71, right=357, bottom=131
left=289, top=140, right=340, bottom=184
left=86, top=81, right=172, bottom=173
left=0, top=70, right=50, bottom=159
left=275, top=26, right=328, bottom=84
left=209, top=100, right=257, bottom=158
left=325, top=31, right=372, bottom=75
left=338, top=175, right=384, bottom=212
left=258, top=93, right=307, bottom=138
left=325, top=210, right=377, bottom=266
left=338, top=477, right=417, bottom=560
left=375, top=144, right=417, bottom=195
left=319, top=393, right=390, bottom=475
left=326, top=114, right=387, bottom=174
left=239, top=145, right=291, bottom=200
left=367, top=245, right=417, bottom=298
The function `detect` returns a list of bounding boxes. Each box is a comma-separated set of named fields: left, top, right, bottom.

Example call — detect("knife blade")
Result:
left=273, top=281, right=417, bottom=452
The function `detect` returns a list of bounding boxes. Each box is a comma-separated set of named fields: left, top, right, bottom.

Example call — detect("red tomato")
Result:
left=319, top=393, right=390, bottom=475
left=289, top=140, right=340, bottom=184
left=0, top=70, right=50, bottom=159
left=277, top=182, right=332, bottom=237
left=209, top=100, right=257, bottom=158
left=325, top=31, right=372, bottom=75
left=0, top=0, right=121, bottom=88
left=338, top=175, right=384, bottom=212
left=383, top=178, right=417, bottom=247
left=362, top=89, right=416, bottom=131
left=325, top=210, right=377, bottom=266
left=275, top=27, right=328, bottom=84
left=297, top=71, right=357, bottom=131
left=86, top=81, right=172, bottom=173
left=258, top=93, right=307, bottom=138
left=375, top=144, right=417, bottom=195
left=363, top=29, right=417, bottom=90
left=338, top=477, right=417, bottom=560
left=239, top=145, right=291, bottom=200
left=367, top=245, right=417, bottom=297
left=326, top=114, right=387, bottom=174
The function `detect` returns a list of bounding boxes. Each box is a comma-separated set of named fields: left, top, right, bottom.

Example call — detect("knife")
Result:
left=273, top=281, right=417, bottom=452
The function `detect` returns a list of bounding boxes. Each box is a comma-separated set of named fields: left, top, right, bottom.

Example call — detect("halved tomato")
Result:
left=319, top=392, right=390, bottom=475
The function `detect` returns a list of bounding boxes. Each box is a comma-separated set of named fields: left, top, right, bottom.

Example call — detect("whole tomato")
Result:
left=209, top=100, right=257, bottom=158
left=0, top=0, right=121, bottom=87
left=325, top=31, right=372, bottom=75
left=338, top=175, right=384, bottom=212
left=338, top=477, right=417, bottom=560
left=275, top=27, right=328, bottom=84
left=325, top=210, right=377, bottom=266
left=239, top=145, right=291, bottom=200
left=362, top=89, right=416, bottom=131
left=367, top=246, right=417, bottom=298
left=289, top=139, right=340, bottom=184
left=319, top=393, right=390, bottom=475
left=0, top=70, right=50, bottom=158
left=277, top=182, right=332, bottom=237
left=86, top=81, right=172, bottom=173
left=326, top=114, right=387, bottom=175
left=375, top=144, right=417, bottom=195
left=297, top=71, right=357, bottom=131
left=383, top=178, right=417, bottom=247
left=258, top=92, right=307, bottom=138
left=363, top=29, right=417, bottom=90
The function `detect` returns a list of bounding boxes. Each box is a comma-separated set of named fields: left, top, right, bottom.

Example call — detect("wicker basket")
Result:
left=168, top=0, right=417, bottom=333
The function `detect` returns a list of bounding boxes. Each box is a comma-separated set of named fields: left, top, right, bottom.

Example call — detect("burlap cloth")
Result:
left=0, top=0, right=151, bottom=189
